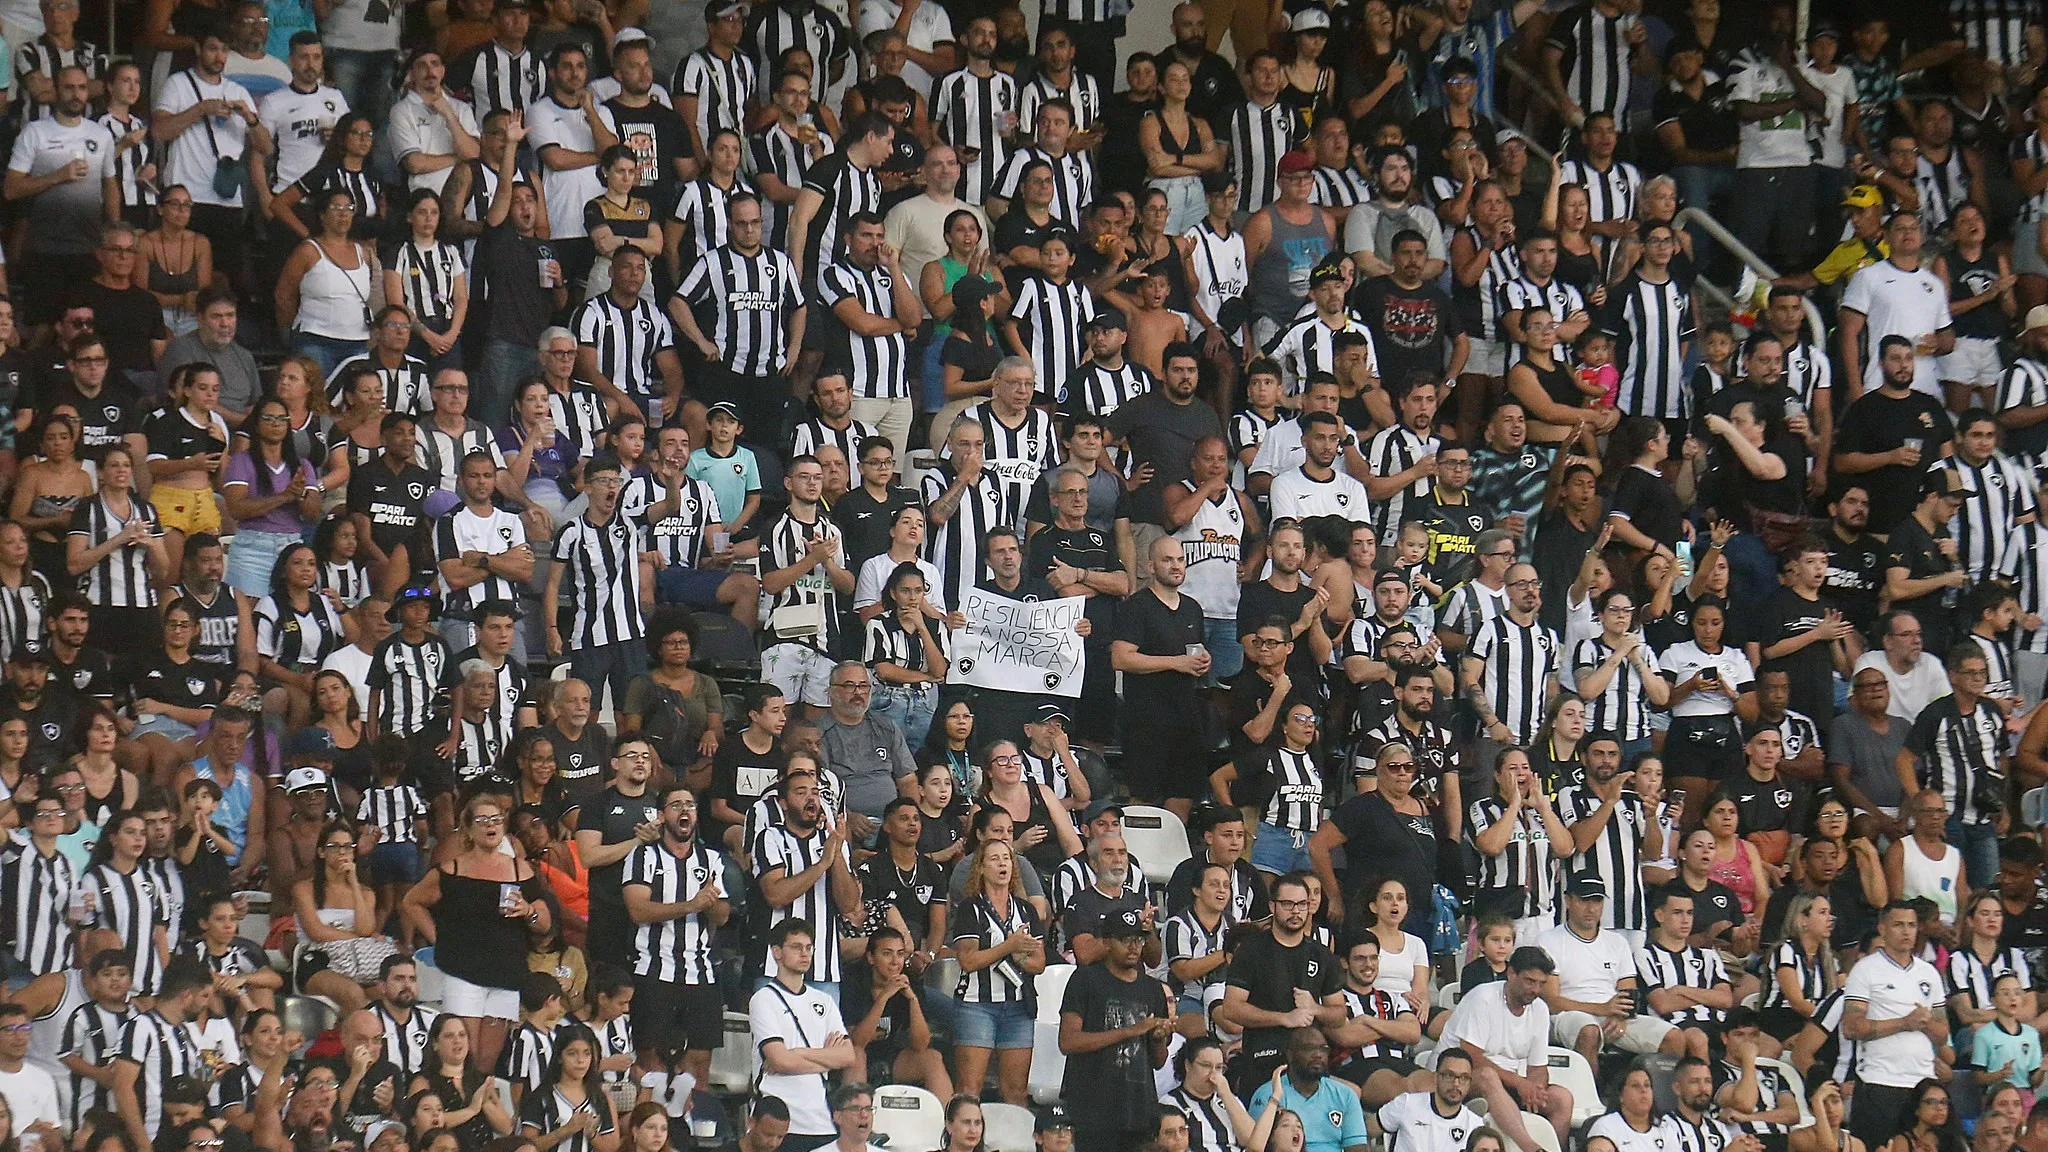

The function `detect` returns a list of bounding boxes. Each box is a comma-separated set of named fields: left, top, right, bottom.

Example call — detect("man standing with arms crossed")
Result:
left=1840, top=901, right=1949, bottom=1148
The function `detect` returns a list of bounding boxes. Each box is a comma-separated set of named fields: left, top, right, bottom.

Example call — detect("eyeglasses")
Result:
left=259, top=412, right=290, bottom=422
left=1507, top=578, right=1540, bottom=589
left=0, top=1024, right=34, bottom=1034
left=164, top=618, right=195, bottom=628
left=1272, top=898, right=1310, bottom=910
left=469, top=814, right=505, bottom=827
left=322, top=842, right=353, bottom=852
left=1246, top=636, right=1288, bottom=648
left=989, top=754, right=1024, bottom=766
left=53, top=784, right=84, bottom=794
left=1486, top=549, right=1516, bottom=559
left=833, top=681, right=871, bottom=691
left=1055, top=487, right=1088, bottom=496
left=616, top=750, right=653, bottom=762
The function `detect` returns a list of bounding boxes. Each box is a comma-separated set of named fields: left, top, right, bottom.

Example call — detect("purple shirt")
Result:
left=224, top=451, right=318, bottom=534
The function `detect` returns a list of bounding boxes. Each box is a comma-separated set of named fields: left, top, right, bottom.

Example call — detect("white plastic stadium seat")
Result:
left=1027, top=1022, right=1065, bottom=1104
left=981, top=1104, right=1037, bottom=1152
left=1762, top=1057, right=1814, bottom=1128
left=1545, top=1047, right=1603, bottom=1127
left=1035, top=965, right=1076, bottom=1025
left=415, top=958, right=446, bottom=1007
left=1118, top=806, right=1192, bottom=887
left=872, top=1084, right=945, bottom=1152
left=710, top=1011, right=754, bottom=1093
left=2025, top=787, right=2048, bottom=828
left=1434, top=983, right=1463, bottom=1010
left=1517, top=1113, right=1564, bottom=1152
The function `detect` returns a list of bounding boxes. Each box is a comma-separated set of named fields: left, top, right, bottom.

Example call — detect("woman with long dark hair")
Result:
left=252, top=543, right=351, bottom=728
left=216, top=1007, right=287, bottom=1130
left=1140, top=63, right=1224, bottom=234
left=408, top=1015, right=516, bottom=1149
left=1276, top=7, right=1334, bottom=139
left=0, top=522, right=53, bottom=667
left=272, top=112, right=384, bottom=240
left=312, top=514, right=373, bottom=607
left=915, top=759, right=970, bottom=867
left=223, top=395, right=323, bottom=598
left=1506, top=306, right=1619, bottom=442
left=67, top=444, right=168, bottom=652
left=941, top=275, right=1004, bottom=402
left=291, top=818, right=393, bottom=1013
left=1600, top=416, right=1685, bottom=558
left=498, top=378, right=578, bottom=526
left=918, top=209, right=1001, bottom=407
left=1703, top=399, right=1809, bottom=605
left=385, top=189, right=470, bottom=373
left=141, top=363, right=232, bottom=581
left=73, top=705, right=138, bottom=828
left=86, top=810, right=171, bottom=995
left=1342, top=0, right=1414, bottom=127
left=138, top=184, right=213, bottom=336
left=277, top=188, right=382, bottom=377
left=311, top=668, right=371, bottom=792
left=939, top=1096, right=985, bottom=1152
left=1880, top=1081, right=1964, bottom=1152
left=866, top=562, right=948, bottom=748
left=519, top=1023, right=617, bottom=1152
left=126, top=598, right=218, bottom=780
left=9, top=414, right=93, bottom=586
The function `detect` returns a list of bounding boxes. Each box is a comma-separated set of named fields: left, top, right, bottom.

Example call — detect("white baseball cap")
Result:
left=285, top=766, right=329, bottom=794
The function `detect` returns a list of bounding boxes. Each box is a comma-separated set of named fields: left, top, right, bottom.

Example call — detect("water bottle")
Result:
left=66, top=885, right=85, bottom=925
left=1674, top=538, right=1693, bottom=587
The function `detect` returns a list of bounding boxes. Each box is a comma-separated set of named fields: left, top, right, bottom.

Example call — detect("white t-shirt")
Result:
left=7, top=114, right=113, bottom=252
left=1268, top=466, right=1371, bottom=523
left=1658, top=642, right=1754, bottom=718
left=1372, top=932, right=1431, bottom=999
left=526, top=94, right=602, bottom=240
left=258, top=83, right=349, bottom=192
left=748, top=979, right=845, bottom=1136
left=1589, top=1113, right=1687, bottom=1152
left=1535, top=924, right=1638, bottom=1003
left=1840, top=260, right=1954, bottom=398
left=0, top=1063, right=62, bottom=1131
left=1841, top=950, right=1945, bottom=1088
left=854, top=553, right=947, bottom=612
left=1377, top=1091, right=1483, bottom=1152
left=1801, top=62, right=1858, bottom=170
left=155, top=70, right=257, bottom=208
left=1729, top=54, right=1811, bottom=169
left=1851, top=651, right=1951, bottom=722
left=1435, top=981, right=1549, bottom=1075
left=853, top=0, right=952, bottom=98
left=389, top=90, right=481, bottom=193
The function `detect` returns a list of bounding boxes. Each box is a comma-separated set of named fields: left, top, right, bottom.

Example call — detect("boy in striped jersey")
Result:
left=60, top=947, right=133, bottom=1131
left=498, top=972, right=568, bottom=1105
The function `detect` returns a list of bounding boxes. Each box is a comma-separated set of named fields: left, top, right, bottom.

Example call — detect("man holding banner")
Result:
left=1027, top=465, right=1134, bottom=743
left=952, top=526, right=1094, bottom=745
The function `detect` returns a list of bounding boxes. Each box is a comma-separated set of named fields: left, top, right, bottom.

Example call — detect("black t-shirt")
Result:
left=71, top=282, right=166, bottom=375
left=0, top=687, right=79, bottom=769
left=1824, top=530, right=1886, bottom=640
left=476, top=220, right=560, bottom=346
left=940, top=333, right=1004, bottom=392
left=587, top=785, right=660, bottom=910
left=129, top=654, right=220, bottom=715
left=1727, top=434, right=1809, bottom=516
left=993, top=211, right=1066, bottom=293
left=1222, top=667, right=1312, bottom=780
left=1236, top=579, right=1322, bottom=688
left=1755, top=587, right=1841, bottom=724
left=1404, top=488, right=1490, bottom=587
left=1833, top=389, right=1956, bottom=531
left=1354, top=276, right=1457, bottom=392
left=1224, top=929, right=1341, bottom=1061
left=831, top=484, right=921, bottom=574
left=1027, top=523, right=1121, bottom=630
left=1650, top=77, right=1738, bottom=159
left=1113, top=587, right=1206, bottom=719
left=1664, top=877, right=1743, bottom=944
left=839, top=958, right=915, bottom=1056
left=855, top=850, right=945, bottom=939
left=1530, top=508, right=1600, bottom=633
left=47, top=646, right=115, bottom=703
left=1066, top=886, right=1150, bottom=943
left=2000, top=890, right=2048, bottom=988
left=1762, top=875, right=1873, bottom=953
left=1328, top=791, right=1437, bottom=935
left=44, top=378, right=144, bottom=457
left=540, top=722, right=610, bottom=814
left=1884, top=514, right=1959, bottom=649
left=1725, top=771, right=1807, bottom=838
left=1611, top=464, right=1685, bottom=550
left=346, top=458, right=437, bottom=554
left=1060, top=964, right=1172, bottom=1133
left=709, top=736, right=787, bottom=829
left=602, top=96, right=693, bottom=216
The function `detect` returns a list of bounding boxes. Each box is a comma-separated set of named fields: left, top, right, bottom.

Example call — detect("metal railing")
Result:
left=1673, top=207, right=1830, bottom=351
left=1495, top=56, right=1563, bottom=163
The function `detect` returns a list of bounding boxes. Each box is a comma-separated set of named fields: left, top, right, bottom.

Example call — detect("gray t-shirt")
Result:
left=1827, top=708, right=1907, bottom=810
left=159, top=332, right=263, bottom=415
left=1106, top=391, right=1226, bottom=527
left=818, top=712, right=919, bottom=817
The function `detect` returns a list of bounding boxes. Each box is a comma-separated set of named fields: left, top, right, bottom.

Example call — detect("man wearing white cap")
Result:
left=1535, top=874, right=1684, bottom=1065
left=591, top=27, right=674, bottom=106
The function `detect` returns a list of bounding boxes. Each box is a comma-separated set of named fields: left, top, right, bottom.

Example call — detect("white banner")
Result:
left=947, top=588, right=1087, bottom=698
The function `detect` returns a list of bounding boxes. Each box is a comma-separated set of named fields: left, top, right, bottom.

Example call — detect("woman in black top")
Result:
left=1705, top=401, right=1809, bottom=604
left=1601, top=417, right=1686, bottom=556
left=409, top=1014, right=516, bottom=1151
left=272, top=113, right=384, bottom=241
left=1315, top=740, right=1437, bottom=936
left=942, top=276, right=1005, bottom=402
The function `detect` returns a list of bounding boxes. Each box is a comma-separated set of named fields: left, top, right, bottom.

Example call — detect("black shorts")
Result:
left=1338, top=1055, right=1419, bottom=1083
left=632, top=975, right=727, bottom=1055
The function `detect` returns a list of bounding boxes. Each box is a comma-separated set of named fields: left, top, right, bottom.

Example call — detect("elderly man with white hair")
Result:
left=816, top=661, right=920, bottom=842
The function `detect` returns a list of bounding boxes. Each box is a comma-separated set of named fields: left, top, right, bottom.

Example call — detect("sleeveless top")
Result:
left=1555, top=238, right=1602, bottom=294
left=1134, top=231, right=1194, bottom=315
left=1277, top=70, right=1332, bottom=140
left=1526, top=355, right=1581, bottom=410
left=1184, top=219, right=1248, bottom=336
left=149, top=248, right=200, bottom=309
left=434, top=859, right=545, bottom=990
left=81, top=768, right=120, bottom=828
left=1175, top=484, right=1244, bottom=621
left=29, top=493, right=81, bottom=531
left=1707, top=845, right=1758, bottom=915
left=993, top=786, right=1063, bottom=878
left=1153, top=108, right=1195, bottom=162
left=1247, top=204, right=1330, bottom=323
left=1901, top=837, right=1963, bottom=924
left=192, top=758, right=252, bottom=862
left=295, top=240, right=374, bottom=341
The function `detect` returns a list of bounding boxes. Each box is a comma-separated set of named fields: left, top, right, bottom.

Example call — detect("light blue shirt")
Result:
left=1972, top=1020, right=2042, bottom=1089
left=685, top=444, right=761, bottom=534
left=1249, top=1075, right=1370, bottom=1152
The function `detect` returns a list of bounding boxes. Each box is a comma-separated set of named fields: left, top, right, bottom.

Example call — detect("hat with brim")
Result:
left=285, top=765, right=330, bottom=794
left=388, top=582, right=442, bottom=623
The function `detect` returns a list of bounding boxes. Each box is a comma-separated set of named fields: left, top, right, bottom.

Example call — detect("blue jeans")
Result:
left=295, top=332, right=363, bottom=379
left=1671, top=163, right=1738, bottom=268
left=570, top=636, right=649, bottom=715
left=1204, top=617, right=1245, bottom=686
left=326, top=47, right=397, bottom=125
left=480, top=339, right=539, bottom=429
left=1946, top=812, right=2001, bottom=891
left=871, top=681, right=937, bottom=749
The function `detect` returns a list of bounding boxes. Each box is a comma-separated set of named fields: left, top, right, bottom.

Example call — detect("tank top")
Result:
left=1184, top=219, right=1248, bottom=337
left=149, top=244, right=200, bottom=317
left=435, top=860, right=543, bottom=990
left=1153, top=108, right=1194, bottom=162
left=1555, top=238, right=1602, bottom=294
left=1135, top=232, right=1193, bottom=314
left=1947, top=247, right=2007, bottom=340
left=1247, top=204, right=1328, bottom=323
left=81, top=767, right=120, bottom=828
left=1527, top=355, right=1581, bottom=410
left=996, top=786, right=1063, bottom=878
left=1901, top=837, right=1963, bottom=924
left=28, top=969, right=86, bottom=1075
left=294, top=240, right=373, bottom=341
left=29, top=493, right=81, bottom=533
left=1707, top=845, right=1758, bottom=915
left=1175, top=484, right=1243, bottom=621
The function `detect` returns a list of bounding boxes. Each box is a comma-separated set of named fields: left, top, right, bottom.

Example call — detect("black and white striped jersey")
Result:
left=763, top=510, right=846, bottom=654
left=1945, top=941, right=2030, bottom=1010
left=1311, top=165, right=1374, bottom=209
left=1970, top=631, right=2020, bottom=703
left=1367, top=425, right=1437, bottom=544
left=1019, top=72, right=1102, bottom=134
left=114, top=1007, right=196, bottom=1139
left=745, top=2, right=849, bottom=92
left=321, top=560, right=373, bottom=607
left=932, top=68, right=1020, bottom=203
left=671, top=174, right=757, bottom=266
left=1162, top=908, right=1230, bottom=999
left=1264, top=312, right=1375, bottom=397
left=1336, top=986, right=1413, bottom=1059
left=253, top=593, right=347, bottom=671
left=624, top=840, right=727, bottom=984
left=1063, top=357, right=1155, bottom=418
left=950, top=893, right=1041, bottom=1004
left=1915, top=148, right=1971, bottom=234
left=819, top=259, right=911, bottom=399
left=573, top=292, right=675, bottom=401
left=753, top=821, right=846, bottom=982
left=1222, top=100, right=1294, bottom=214
left=371, top=1001, right=439, bottom=1079
left=3, top=844, right=75, bottom=975
left=1465, top=798, right=1557, bottom=919
left=1571, top=635, right=1654, bottom=742
left=521, top=1086, right=615, bottom=1152
left=541, top=383, right=608, bottom=462
left=992, top=145, right=1095, bottom=227
left=61, top=998, right=130, bottom=1131
left=1007, top=272, right=1096, bottom=408
left=749, top=122, right=835, bottom=248
left=444, top=645, right=530, bottom=737
left=678, top=244, right=804, bottom=378
left=1761, top=940, right=1830, bottom=1014
left=97, top=111, right=154, bottom=211
left=971, top=402, right=1059, bottom=532
left=2000, top=520, right=2048, bottom=655
left=1947, top=453, right=2035, bottom=582
left=791, top=418, right=876, bottom=466
left=1438, top=578, right=1508, bottom=641
left=391, top=240, right=465, bottom=331
left=1663, top=1110, right=1739, bottom=1152
left=1455, top=227, right=1521, bottom=343
left=1635, top=940, right=1729, bottom=1024
left=1256, top=746, right=1324, bottom=834
left=1715, top=1056, right=1793, bottom=1136
left=1555, top=784, right=1650, bottom=931
left=2016, top=134, right=2048, bottom=224
left=1952, top=0, right=2036, bottom=66
left=864, top=613, right=944, bottom=674
left=68, top=497, right=160, bottom=609
left=1615, top=272, right=1693, bottom=420
left=435, top=505, right=529, bottom=618
left=551, top=510, right=649, bottom=648
left=1783, top=338, right=1831, bottom=412
left=468, top=43, right=543, bottom=120
left=1545, top=3, right=1639, bottom=126
left=328, top=352, right=433, bottom=415
left=1557, top=157, right=1641, bottom=225
left=1498, top=275, right=1586, bottom=367
left=674, top=47, right=757, bottom=150
left=358, top=784, right=427, bottom=846
left=625, top=472, right=724, bottom=570
left=1468, top=613, right=1560, bottom=743
left=367, top=632, right=451, bottom=737
left=919, top=465, right=1002, bottom=616
left=0, top=571, right=50, bottom=667
left=497, top=1020, right=555, bottom=1092
left=588, top=1011, right=634, bottom=1082
left=15, top=39, right=103, bottom=122
left=141, top=855, right=184, bottom=954
left=1906, top=694, right=2007, bottom=825
left=798, top=150, right=882, bottom=283
left=1167, top=1087, right=1244, bottom=1152
left=444, top=712, right=508, bottom=786
left=1024, top=751, right=1087, bottom=807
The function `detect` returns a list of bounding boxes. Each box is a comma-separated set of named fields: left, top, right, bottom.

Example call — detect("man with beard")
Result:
left=367, top=955, right=439, bottom=1080
left=1157, top=3, right=1241, bottom=123
left=389, top=47, right=481, bottom=195
left=1269, top=412, right=1371, bottom=525
left=1060, top=917, right=1175, bottom=1152
left=1996, top=306, right=2048, bottom=475
left=630, top=424, right=759, bottom=629
left=855, top=798, right=944, bottom=957
left=622, top=781, right=731, bottom=1085
left=1358, top=666, right=1462, bottom=834
left=1836, top=335, right=1958, bottom=534
left=1246, top=1027, right=1371, bottom=1152
left=0, top=641, right=78, bottom=771
left=1437, top=947, right=1574, bottom=1152
left=1841, top=903, right=1949, bottom=1147
left=1464, top=563, right=1560, bottom=792
left=1880, top=472, right=1970, bottom=658
left=1468, top=401, right=1563, bottom=547
left=1065, top=833, right=1158, bottom=967
left=42, top=596, right=112, bottom=706
left=1346, top=150, right=1447, bottom=282
left=5, top=66, right=117, bottom=311
left=1668, top=1058, right=1762, bottom=1152
left=1214, top=873, right=1343, bottom=1091
left=575, top=735, right=664, bottom=970
left=347, top=414, right=437, bottom=601
left=1824, top=486, right=1885, bottom=642
left=1356, top=234, right=1465, bottom=401
left=597, top=38, right=692, bottom=227
left=1404, top=442, right=1490, bottom=588
left=753, top=766, right=860, bottom=995
left=1329, top=932, right=1427, bottom=1107
left=930, top=21, right=1019, bottom=206
left=1377, top=1047, right=1482, bottom=1152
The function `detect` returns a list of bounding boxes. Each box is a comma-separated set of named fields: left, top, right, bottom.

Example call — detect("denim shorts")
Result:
left=1250, top=821, right=1313, bottom=875
left=952, top=997, right=1034, bottom=1049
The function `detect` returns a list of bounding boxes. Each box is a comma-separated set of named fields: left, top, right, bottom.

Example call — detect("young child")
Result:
left=1393, top=521, right=1445, bottom=611
left=1972, top=972, right=2044, bottom=1107
left=1233, top=359, right=1285, bottom=487
left=1116, top=267, right=1190, bottom=382
left=60, top=948, right=135, bottom=1122
left=501, top=972, right=570, bottom=1105
left=1573, top=329, right=1620, bottom=408
left=1461, top=913, right=1517, bottom=992
left=1005, top=231, right=1095, bottom=409
left=357, top=736, right=428, bottom=944
left=1686, top=322, right=1738, bottom=432
left=684, top=401, right=763, bottom=534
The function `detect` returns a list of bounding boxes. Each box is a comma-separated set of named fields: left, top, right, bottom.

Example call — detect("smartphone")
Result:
left=1666, top=787, right=1688, bottom=812
left=1699, top=665, right=1720, bottom=683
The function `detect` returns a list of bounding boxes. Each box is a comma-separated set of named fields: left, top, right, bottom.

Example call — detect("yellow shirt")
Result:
left=1813, top=235, right=1890, bottom=286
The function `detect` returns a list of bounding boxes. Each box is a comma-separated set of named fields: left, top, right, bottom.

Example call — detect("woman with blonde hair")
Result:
left=1760, top=892, right=1837, bottom=1044
left=949, top=836, right=1046, bottom=1106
